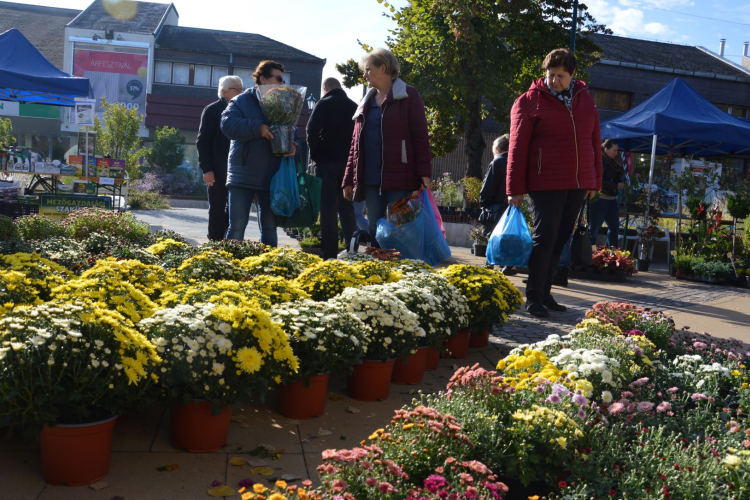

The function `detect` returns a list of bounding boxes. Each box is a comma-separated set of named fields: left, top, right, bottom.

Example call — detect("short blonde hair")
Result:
left=360, top=48, right=400, bottom=80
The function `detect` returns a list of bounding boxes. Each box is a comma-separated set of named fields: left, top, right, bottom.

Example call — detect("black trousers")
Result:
left=316, top=162, right=356, bottom=259
left=526, top=189, right=586, bottom=303
left=207, top=181, right=229, bottom=241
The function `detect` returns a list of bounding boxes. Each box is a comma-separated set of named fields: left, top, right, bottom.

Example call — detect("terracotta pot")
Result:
left=170, top=400, right=231, bottom=452
left=424, top=346, right=440, bottom=371
left=41, top=415, right=117, bottom=486
left=441, top=329, right=471, bottom=359
left=278, top=373, right=330, bottom=419
left=347, top=359, right=395, bottom=401
left=468, top=327, right=491, bottom=348
left=391, top=347, right=428, bottom=385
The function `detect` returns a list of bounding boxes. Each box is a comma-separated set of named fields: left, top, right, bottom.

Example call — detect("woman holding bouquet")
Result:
left=221, top=60, right=297, bottom=245
left=342, top=48, right=432, bottom=247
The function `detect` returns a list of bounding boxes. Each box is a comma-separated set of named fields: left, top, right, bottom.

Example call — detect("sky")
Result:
left=11, top=0, right=750, bottom=101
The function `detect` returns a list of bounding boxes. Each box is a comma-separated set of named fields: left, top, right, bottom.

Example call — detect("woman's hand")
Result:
left=343, top=185, right=353, bottom=201
left=585, top=189, right=599, bottom=200
left=507, top=195, right=524, bottom=208
left=283, top=142, right=297, bottom=157
left=420, top=176, right=430, bottom=190
left=203, top=171, right=215, bottom=187
left=260, top=124, right=274, bottom=140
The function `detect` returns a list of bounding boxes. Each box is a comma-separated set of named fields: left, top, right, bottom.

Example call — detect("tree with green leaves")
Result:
left=146, top=126, right=186, bottom=174
left=338, top=0, right=609, bottom=178
left=93, top=99, right=147, bottom=179
left=0, top=117, right=16, bottom=148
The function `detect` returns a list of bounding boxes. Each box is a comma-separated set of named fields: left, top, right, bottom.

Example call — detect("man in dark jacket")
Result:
left=307, top=78, right=357, bottom=259
left=479, top=134, right=516, bottom=275
left=196, top=75, right=243, bottom=240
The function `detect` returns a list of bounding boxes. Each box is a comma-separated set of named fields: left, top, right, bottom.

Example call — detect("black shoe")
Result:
left=501, top=266, right=518, bottom=276
left=522, top=278, right=528, bottom=284
left=552, top=266, right=569, bottom=287
left=525, top=301, right=550, bottom=318
left=543, top=296, right=567, bottom=312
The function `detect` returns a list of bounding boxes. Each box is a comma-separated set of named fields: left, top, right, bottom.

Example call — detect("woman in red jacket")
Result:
left=342, top=49, right=432, bottom=247
left=506, top=48, right=602, bottom=318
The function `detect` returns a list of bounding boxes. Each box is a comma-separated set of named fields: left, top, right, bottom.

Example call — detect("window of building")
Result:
left=589, top=89, right=632, bottom=111
left=234, top=68, right=254, bottom=86
left=715, top=104, right=748, bottom=119
left=194, top=65, right=211, bottom=87
left=155, top=61, right=172, bottom=83
left=212, top=67, right=228, bottom=87
left=172, top=63, right=190, bottom=85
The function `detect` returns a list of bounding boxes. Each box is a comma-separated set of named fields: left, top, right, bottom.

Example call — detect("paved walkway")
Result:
left=2, top=208, right=748, bottom=499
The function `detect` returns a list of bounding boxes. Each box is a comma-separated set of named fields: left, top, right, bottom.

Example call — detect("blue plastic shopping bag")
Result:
left=270, top=157, right=301, bottom=217
left=486, top=206, right=533, bottom=267
left=375, top=190, right=451, bottom=266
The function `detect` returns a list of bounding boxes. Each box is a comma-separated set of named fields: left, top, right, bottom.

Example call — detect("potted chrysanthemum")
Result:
left=137, top=301, right=298, bottom=452
left=271, top=299, right=370, bottom=418
left=329, top=286, right=424, bottom=401
left=0, top=302, right=161, bottom=485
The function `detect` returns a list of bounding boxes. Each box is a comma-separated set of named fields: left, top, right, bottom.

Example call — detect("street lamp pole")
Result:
left=570, top=0, right=579, bottom=53
left=305, top=94, right=317, bottom=171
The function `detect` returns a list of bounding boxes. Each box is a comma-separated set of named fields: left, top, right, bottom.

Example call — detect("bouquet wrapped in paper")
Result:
left=257, top=84, right=307, bottom=155
left=387, top=191, right=422, bottom=226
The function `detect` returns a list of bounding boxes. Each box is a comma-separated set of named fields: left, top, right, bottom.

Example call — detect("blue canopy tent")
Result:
left=600, top=77, right=750, bottom=255
left=0, top=28, right=90, bottom=106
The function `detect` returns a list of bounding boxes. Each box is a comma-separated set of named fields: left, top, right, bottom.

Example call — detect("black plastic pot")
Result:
left=637, top=259, right=651, bottom=272
left=473, top=243, right=487, bottom=257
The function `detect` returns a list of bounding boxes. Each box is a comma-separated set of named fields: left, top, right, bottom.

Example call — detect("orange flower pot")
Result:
left=468, top=327, right=491, bottom=348
left=392, top=347, right=428, bottom=385
left=424, top=346, right=440, bottom=371
left=170, top=400, right=231, bottom=452
left=441, top=329, right=471, bottom=359
left=278, top=373, right=330, bottom=419
left=347, top=359, right=395, bottom=401
left=41, top=415, right=117, bottom=486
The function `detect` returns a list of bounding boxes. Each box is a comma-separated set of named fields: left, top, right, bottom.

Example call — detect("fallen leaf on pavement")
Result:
left=318, top=429, right=332, bottom=436
left=250, top=466, right=275, bottom=476
left=207, top=485, right=235, bottom=497
left=89, top=481, right=109, bottom=491
left=329, top=395, right=346, bottom=401
left=346, top=406, right=360, bottom=414
left=228, top=457, right=247, bottom=466
left=156, top=464, right=179, bottom=472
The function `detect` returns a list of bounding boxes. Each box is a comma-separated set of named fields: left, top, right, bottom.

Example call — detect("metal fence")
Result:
left=430, top=132, right=500, bottom=181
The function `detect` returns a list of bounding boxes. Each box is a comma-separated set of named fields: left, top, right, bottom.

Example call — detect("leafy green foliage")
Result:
left=93, top=98, right=147, bottom=180
left=15, top=215, right=66, bottom=241
left=0, top=215, right=19, bottom=241
left=0, top=117, right=15, bottom=147
left=128, top=190, right=170, bottom=210
left=146, top=126, right=186, bottom=174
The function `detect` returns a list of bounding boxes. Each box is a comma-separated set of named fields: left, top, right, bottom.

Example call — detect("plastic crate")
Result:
left=21, top=204, right=39, bottom=216
left=1, top=202, right=24, bottom=219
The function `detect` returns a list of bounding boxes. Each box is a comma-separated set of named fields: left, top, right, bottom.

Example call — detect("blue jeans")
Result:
left=353, top=200, right=369, bottom=231
left=559, top=231, right=574, bottom=268
left=589, top=198, right=620, bottom=248
left=364, top=186, right=412, bottom=248
left=226, top=187, right=277, bottom=246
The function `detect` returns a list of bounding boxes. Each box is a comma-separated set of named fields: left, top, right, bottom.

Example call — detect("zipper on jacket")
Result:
left=379, top=101, right=388, bottom=195
left=541, top=85, right=584, bottom=189
left=354, top=108, right=366, bottom=201
left=537, top=148, right=542, bottom=175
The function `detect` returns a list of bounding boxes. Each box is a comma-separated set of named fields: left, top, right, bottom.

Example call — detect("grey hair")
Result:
left=360, top=48, right=400, bottom=80
left=493, top=134, right=510, bottom=154
left=218, top=75, right=242, bottom=99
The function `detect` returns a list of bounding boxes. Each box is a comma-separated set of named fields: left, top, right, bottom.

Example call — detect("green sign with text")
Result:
left=39, top=194, right=112, bottom=218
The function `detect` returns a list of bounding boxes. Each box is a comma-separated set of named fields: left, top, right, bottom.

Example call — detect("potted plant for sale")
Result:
left=138, top=301, right=298, bottom=452
left=636, top=218, right=663, bottom=272
left=330, top=286, right=424, bottom=401
left=0, top=303, right=161, bottom=486
left=271, top=299, right=370, bottom=419
left=469, top=223, right=489, bottom=257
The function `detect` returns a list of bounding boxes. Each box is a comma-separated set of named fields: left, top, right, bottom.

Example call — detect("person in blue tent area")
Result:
left=589, top=139, right=625, bottom=248
left=479, top=134, right=516, bottom=275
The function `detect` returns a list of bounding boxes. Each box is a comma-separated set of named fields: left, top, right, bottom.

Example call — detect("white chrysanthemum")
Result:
left=601, top=391, right=613, bottom=403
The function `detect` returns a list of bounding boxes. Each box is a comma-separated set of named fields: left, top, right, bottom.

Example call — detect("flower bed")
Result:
left=308, top=302, right=750, bottom=500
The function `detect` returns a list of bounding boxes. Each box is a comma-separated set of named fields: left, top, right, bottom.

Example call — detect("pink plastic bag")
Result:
left=425, top=189, right=445, bottom=238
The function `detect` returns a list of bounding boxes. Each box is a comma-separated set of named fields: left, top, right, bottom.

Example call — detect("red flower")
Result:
left=658, top=473, right=667, bottom=481
left=609, top=490, right=617, bottom=497
left=662, top=485, right=671, bottom=498
left=559, top=481, right=568, bottom=489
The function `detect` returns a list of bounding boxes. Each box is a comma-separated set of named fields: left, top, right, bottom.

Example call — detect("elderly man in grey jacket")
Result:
left=220, top=60, right=297, bottom=245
